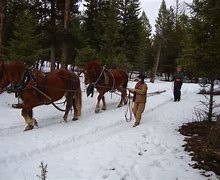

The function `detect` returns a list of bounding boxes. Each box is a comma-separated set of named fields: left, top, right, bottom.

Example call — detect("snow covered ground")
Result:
left=0, top=80, right=219, bottom=180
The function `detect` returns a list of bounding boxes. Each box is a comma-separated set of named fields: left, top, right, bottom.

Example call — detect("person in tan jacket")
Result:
left=128, top=74, right=148, bottom=127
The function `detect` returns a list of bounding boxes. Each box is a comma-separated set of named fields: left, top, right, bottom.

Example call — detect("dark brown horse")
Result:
left=0, top=61, right=26, bottom=92
left=17, top=69, right=82, bottom=131
left=83, top=61, right=128, bottom=113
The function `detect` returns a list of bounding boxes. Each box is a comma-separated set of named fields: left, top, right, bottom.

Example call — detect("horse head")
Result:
left=83, top=61, right=102, bottom=85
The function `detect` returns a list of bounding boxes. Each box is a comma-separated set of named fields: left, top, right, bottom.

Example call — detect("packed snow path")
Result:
left=0, top=81, right=218, bottom=180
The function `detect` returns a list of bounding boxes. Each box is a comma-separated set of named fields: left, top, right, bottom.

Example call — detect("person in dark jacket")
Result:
left=128, top=74, right=148, bottom=127
left=173, top=65, right=184, bottom=101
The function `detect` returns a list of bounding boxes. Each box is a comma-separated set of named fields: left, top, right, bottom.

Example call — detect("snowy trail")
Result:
left=0, top=81, right=218, bottom=180
left=0, top=89, right=170, bottom=165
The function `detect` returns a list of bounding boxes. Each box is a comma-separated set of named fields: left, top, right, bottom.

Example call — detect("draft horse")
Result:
left=16, top=69, right=82, bottom=131
left=83, top=61, right=128, bottom=113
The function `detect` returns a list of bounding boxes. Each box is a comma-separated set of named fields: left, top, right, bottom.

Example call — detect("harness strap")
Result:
left=109, top=70, right=115, bottom=92
left=93, top=65, right=106, bottom=86
left=32, top=86, right=67, bottom=112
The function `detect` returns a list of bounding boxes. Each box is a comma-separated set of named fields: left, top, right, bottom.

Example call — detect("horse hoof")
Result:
left=95, top=109, right=100, bottom=113
left=133, top=122, right=140, bottom=127
left=72, top=117, right=78, bottom=121
left=117, top=104, right=122, bottom=108
left=24, top=125, right=34, bottom=131
left=102, top=107, right=106, bottom=111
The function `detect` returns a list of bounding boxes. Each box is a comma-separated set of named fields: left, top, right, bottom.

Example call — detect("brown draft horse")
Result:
left=17, top=69, right=82, bottom=131
left=0, top=61, right=26, bottom=92
left=83, top=61, right=128, bottom=113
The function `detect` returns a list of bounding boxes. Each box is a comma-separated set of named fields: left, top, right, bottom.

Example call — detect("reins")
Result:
left=124, top=89, right=166, bottom=122
left=125, top=92, right=133, bottom=122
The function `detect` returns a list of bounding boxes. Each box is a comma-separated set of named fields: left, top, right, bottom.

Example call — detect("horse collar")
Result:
left=14, top=68, right=36, bottom=91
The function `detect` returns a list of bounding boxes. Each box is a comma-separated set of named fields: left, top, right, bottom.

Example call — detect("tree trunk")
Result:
left=150, top=43, right=161, bottom=83
left=61, top=0, right=70, bottom=69
left=50, top=0, right=56, bottom=71
left=208, top=79, right=215, bottom=121
left=0, top=0, right=6, bottom=56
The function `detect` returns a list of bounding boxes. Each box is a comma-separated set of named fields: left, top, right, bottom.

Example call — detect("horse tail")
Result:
left=74, top=85, right=82, bottom=117
left=122, top=70, right=129, bottom=90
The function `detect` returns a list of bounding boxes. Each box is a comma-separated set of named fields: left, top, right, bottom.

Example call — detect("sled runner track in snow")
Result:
left=146, top=89, right=188, bottom=113
left=0, top=118, right=127, bottom=165
left=0, top=115, right=63, bottom=136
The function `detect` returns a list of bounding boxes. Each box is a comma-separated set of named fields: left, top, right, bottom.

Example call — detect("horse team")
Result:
left=0, top=61, right=128, bottom=131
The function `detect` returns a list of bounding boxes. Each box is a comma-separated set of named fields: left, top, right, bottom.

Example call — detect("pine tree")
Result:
left=8, top=10, right=44, bottom=65
left=83, top=0, right=100, bottom=50
left=99, top=0, right=128, bottom=68
left=80, top=0, right=129, bottom=68
left=139, top=11, right=153, bottom=73
left=120, top=0, right=143, bottom=71
left=0, top=0, right=7, bottom=57
left=5, top=0, right=27, bottom=51
left=179, top=0, right=220, bottom=121
left=151, top=0, right=169, bottom=82
left=153, top=0, right=187, bottom=81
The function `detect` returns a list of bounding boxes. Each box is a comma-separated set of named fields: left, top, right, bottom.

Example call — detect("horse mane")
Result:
left=28, top=69, right=46, bottom=86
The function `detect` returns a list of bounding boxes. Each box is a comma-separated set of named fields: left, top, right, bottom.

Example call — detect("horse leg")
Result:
left=118, top=88, right=127, bottom=107
left=101, top=95, right=106, bottom=110
left=22, top=105, right=36, bottom=131
left=72, top=99, right=79, bottom=121
left=122, top=89, right=128, bottom=105
left=118, top=99, right=123, bottom=107
left=72, top=89, right=82, bottom=120
left=63, top=93, right=72, bottom=122
left=117, top=88, right=124, bottom=107
left=95, top=93, right=104, bottom=113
